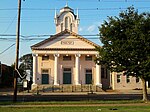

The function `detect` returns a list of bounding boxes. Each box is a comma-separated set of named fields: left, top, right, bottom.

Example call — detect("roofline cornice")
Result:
left=32, top=48, right=97, bottom=51
left=31, top=29, right=100, bottom=49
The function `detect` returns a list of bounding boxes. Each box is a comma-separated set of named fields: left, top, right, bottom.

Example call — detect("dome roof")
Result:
left=60, top=6, right=74, bottom=13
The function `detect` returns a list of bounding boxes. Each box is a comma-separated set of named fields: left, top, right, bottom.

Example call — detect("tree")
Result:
left=19, top=53, right=33, bottom=80
left=96, top=6, right=150, bottom=101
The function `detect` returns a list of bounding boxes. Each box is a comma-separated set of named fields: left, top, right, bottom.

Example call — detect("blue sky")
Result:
left=0, top=0, right=150, bottom=65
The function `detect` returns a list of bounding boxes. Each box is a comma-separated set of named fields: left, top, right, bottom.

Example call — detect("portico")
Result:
left=32, top=50, right=102, bottom=86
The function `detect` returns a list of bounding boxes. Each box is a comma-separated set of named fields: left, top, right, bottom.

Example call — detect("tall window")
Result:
left=126, top=75, right=130, bottom=83
left=61, top=23, right=63, bottom=31
left=117, top=74, right=121, bottom=83
left=65, top=17, right=69, bottom=29
left=70, top=23, right=73, bottom=32
left=101, top=68, right=105, bottom=78
left=136, top=77, right=140, bottom=83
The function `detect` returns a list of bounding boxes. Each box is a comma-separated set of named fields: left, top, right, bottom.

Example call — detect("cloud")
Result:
left=87, top=25, right=96, bottom=32
left=79, top=21, right=103, bottom=34
left=79, top=27, right=83, bottom=32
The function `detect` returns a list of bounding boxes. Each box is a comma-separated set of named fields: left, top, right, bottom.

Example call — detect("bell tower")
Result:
left=54, top=5, right=80, bottom=34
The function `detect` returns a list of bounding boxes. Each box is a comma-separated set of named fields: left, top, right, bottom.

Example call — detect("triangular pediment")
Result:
left=31, top=30, right=100, bottom=50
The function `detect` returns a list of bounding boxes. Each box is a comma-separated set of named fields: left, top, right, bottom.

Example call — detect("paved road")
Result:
left=0, top=93, right=149, bottom=102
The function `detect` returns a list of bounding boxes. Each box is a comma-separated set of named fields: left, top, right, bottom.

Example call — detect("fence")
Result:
left=32, top=84, right=103, bottom=94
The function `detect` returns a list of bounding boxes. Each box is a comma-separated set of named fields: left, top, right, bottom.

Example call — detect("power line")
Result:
left=55, top=0, right=150, bottom=2
left=0, top=14, right=17, bottom=55
left=0, top=34, right=100, bottom=42
left=0, top=34, right=99, bottom=37
left=0, top=43, right=15, bottom=55
left=0, top=6, right=150, bottom=11
left=1, top=14, right=17, bottom=34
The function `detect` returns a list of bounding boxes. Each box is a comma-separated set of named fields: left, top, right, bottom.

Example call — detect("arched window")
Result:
left=61, top=23, right=63, bottom=32
left=65, top=17, right=69, bottom=29
left=70, top=23, right=73, bottom=32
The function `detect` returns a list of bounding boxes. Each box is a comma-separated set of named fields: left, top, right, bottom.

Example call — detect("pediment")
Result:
left=31, top=30, right=99, bottom=50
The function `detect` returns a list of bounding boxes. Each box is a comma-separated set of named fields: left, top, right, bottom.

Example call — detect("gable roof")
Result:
left=31, top=29, right=100, bottom=50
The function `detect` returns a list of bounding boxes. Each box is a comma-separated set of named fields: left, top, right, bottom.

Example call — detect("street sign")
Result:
left=23, top=80, right=28, bottom=88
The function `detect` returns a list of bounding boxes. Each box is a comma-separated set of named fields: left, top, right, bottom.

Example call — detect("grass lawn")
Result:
left=0, top=101, right=150, bottom=112
left=0, top=106, right=150, bottom=112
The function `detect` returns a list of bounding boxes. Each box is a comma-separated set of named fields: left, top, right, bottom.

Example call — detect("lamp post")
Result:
left=13, top=0, right=22, bottom=102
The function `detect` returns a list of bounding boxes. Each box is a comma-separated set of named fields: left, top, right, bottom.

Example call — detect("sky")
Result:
left=0, top=0, right=150, bottom=66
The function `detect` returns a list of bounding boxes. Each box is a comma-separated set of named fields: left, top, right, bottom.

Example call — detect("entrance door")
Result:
left=85, top=69, right=92, bottom=84
left=42, top=74, right=49, bottom=84
left=63, top=68, right=71, bottom=84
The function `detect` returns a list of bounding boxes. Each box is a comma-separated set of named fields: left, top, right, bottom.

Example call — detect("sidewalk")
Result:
left=1, top=103, right=150, bottom=108
left=0, top=88, right=150, bottom=96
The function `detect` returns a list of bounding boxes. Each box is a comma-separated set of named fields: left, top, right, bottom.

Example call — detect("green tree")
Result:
left=19, top=53, right=33, bottom=80
left=96, top=7, right=150, bottom=101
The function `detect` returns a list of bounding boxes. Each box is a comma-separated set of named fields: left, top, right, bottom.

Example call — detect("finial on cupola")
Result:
left=54, top=8, right=57, bottom=18
left=77, top=8, right=79, bottom=19
left=65, top=0, right=68, bottom=7
left=54, top=8, right=58, bottom=25
left=76, top=8, right=80, bottom=25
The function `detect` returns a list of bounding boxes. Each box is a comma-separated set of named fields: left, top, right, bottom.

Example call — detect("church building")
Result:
left=31, top=5, right=143, bottom=91
left=31, top=5, right=110, bottom=91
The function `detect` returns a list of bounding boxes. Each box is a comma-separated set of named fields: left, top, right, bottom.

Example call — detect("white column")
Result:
left=32, top=54, right=38, bottom=85
left=96, top=63, right=102, bottom=87
left=54, top=54, right=59, bottom=85
left=75, top=54, right=81, bottom=85
left=111, top=72, right=115, bottom=90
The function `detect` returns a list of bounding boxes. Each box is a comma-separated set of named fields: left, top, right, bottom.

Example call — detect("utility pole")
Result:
left=13, top=0, right=21, bottom=102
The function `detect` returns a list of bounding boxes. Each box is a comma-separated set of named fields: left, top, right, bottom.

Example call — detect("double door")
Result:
left=63, top=68, right=72, bottom=84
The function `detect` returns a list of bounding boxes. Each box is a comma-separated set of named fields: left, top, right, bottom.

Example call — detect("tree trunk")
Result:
left=141, top=77, right=148, bottom=102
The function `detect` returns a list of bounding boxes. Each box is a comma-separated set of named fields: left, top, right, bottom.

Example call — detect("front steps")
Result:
left=31, top=84, right=103, bottom=93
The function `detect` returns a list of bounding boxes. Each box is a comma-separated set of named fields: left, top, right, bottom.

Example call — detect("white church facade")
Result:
left=31, top=5, right=143, bottom=91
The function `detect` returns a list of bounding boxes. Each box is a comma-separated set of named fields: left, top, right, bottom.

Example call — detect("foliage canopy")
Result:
left=97, top=6, right=150, bottom=101
left=97, top=7, right=150, bottom=79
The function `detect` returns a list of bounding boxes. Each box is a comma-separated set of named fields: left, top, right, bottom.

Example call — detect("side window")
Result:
left=42, top=69, right=49, bottom=74
left=101, top=67, right=108, bottom=79
left=136, top=77, right=140, bottom=83
left=101, top=68, right=105, bottom=78
left=61, top=23, right=63, bottom=32
left=85, top=55, right=92, bottom=61
left=126, top=75, right=130, bottom=83
left=42, top=55, right=49, bottom=61
left=117, top=74, right=121, bottom=83
left=65, top=17, right=69, bottom=29
left=70, top=23, right=73, bottom=32
left=63, top=55, right=71, bottom=61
